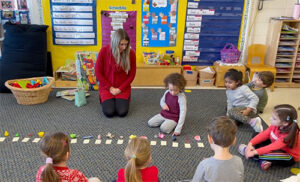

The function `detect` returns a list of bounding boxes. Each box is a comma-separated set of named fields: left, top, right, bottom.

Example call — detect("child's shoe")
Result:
left=249, top=117, right=263, bottom=133
left=260, top=161, right=272, bottom=171
left=238, top=144, right=247, bottom=156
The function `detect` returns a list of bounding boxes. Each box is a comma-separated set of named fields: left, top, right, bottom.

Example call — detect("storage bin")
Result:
left=199, top=78, right=215, bottom=87
left=183, top=70, right=198, bottom=86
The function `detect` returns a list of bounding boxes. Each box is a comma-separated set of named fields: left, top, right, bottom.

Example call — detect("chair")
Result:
left=247, top=44, right=276, bottom=91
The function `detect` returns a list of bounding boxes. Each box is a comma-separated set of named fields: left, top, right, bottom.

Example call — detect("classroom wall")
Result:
left=248, top=0, right=296, bottom=45
left=42, top=0, right=188, bottom=72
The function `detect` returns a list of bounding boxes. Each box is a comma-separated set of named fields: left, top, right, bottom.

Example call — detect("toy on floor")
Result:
left=15, top=133, right=19, bottom=137
left=38, top=132, right=44, bottom=138
left=129, top=135, right=137, bottom=139
left=70, top=134, right=77, bottom=139
left=291, top=168, right=300, bottom=175
left=106, top=132, right=114, bottom=139
left=119, top=136, right=124, bottom=139
left=140, top=136, right=148, bottom=139
left=9, top=77, right=50, bottom=89
left=4, top=131, right=9, bottom=137
left=82, top=135, right=93, bottom=139
left=158, top=133, right=165, bottom=139
left=28, top=133, right=33, bottom=137
left=172, top=135, right=177, bottom=141
left=97, top=134, right=101, bottom=139
left=194, top=135, right=201, bottom=141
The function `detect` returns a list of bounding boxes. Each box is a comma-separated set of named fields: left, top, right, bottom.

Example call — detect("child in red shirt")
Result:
left=116, top=137, right=159, bottom=182
left=36, top=132, right=101, bottom=182
left=238, top=104, right=300, bottom=170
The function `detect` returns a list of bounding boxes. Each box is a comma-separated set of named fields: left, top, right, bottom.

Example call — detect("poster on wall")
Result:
left=50, top=0, right=97, bottom=45
left=182, top=0, right=245, bottom=65
left=141, top=0, right=178, bottom=47
left=101, top=11, right=136, bottom=51
left=0, top=0, right=29, bottom=24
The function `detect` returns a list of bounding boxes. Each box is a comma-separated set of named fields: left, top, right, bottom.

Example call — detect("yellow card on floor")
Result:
left=95, top=139, right=101, bottom=144
left=22, top=137, right=30, bottom=142
left=117, top=139, right=123, bottom=144
left=161, top=141, right=167, bottom=146
left=0, top=137, right=5, bottom=142
left=71, top=139, right=77, bottom=144
left=185, top=143, right=191, bottom=148
left=172, top=142, right=178, bottom=147
left=198, top=142, right=204, bottom=147
left=12, top=137, right=19, bottom=142
left=185, top=89, right=192, bottom=93
left=105, top=139, right=112, bottom=144
left=32, top=138, right=40, bottom=143
left=83, top=139, right=90, bottom=144
left=150, top=141, right=156, bottom=145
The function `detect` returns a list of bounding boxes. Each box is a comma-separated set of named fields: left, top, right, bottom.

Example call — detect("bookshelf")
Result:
left=266, top=19, right=300, bottom=88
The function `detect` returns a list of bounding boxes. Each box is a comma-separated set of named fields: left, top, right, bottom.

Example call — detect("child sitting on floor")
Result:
left=191, top=116, right=244, bottom=182
left=36, top=132, right=101, bottom=182
left=238, top=104, right=300, bottom=171
left=247, top=71, right=274, bottom=114
left=116, top=137, right=159, bottom=182
left=225, top=69, right=261, bottom=132
left=148, top=73, right=187, bottom=135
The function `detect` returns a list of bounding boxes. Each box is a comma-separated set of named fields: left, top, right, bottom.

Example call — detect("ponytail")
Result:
left=125, top=157, right=141, bottom=182
left=284, top=122, right=299, bottom=148
left=41, top=163, right=60, bottom=182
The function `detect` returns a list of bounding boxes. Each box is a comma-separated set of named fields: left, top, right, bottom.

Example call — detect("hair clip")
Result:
left=131, top=155, right=136, bottom=159
left=287, top=116, right=290, bottom=121
left=61, top=139, right=67, bottom=146
left=294, top=119, right=297, bottom=123
left=46, top=157, right=53, bottom=164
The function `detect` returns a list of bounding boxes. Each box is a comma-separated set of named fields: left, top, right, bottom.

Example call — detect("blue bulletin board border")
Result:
left=50, top=0, right=97, bottom=46
left=141, top=0, right=178, bottom=47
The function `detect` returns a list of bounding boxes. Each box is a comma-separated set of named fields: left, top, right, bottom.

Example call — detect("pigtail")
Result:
left=284, top=122, right=299, bottom=148
left=41, top=163, right=60, bottom=182
left=125, top=157, right=141, bottom=182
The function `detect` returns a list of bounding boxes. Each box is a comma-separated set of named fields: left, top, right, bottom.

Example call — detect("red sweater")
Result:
left=95, top=45, right=136, bottom=102
left=36, top=165, right=88, bottom=182
left=116, top=166, right=159, bottom=182
left=250, top=125, right=300, bottom=161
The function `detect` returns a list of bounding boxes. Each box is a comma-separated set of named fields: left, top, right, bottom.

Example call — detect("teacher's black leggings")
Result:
left=102, top=98, right=130, bottom=118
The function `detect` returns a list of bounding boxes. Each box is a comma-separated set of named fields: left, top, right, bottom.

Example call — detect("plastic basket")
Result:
left=5, top=77, right=54, bottom=105
left=220, top=43, right=241, bottom=63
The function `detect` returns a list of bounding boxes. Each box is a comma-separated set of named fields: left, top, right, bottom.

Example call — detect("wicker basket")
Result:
left=5, top=77, right=54, bottom=105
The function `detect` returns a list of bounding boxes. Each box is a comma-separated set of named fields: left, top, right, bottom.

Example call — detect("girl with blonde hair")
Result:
left=116, top=137, right=159, bottom=182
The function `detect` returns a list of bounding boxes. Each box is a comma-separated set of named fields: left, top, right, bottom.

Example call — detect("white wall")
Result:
left=248, top=0, right=296, bottom=45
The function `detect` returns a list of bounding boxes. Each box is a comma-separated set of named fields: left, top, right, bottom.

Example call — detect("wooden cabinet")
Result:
left=266, top=19, right=300, bottom=87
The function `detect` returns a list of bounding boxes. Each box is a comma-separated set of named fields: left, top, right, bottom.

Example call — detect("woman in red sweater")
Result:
left=95, top=29, right=136, bottom=117
left=238, top=104, right=300, bottom=170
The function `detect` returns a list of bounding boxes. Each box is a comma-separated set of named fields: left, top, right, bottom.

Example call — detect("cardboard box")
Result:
left=53, top=68, right=77, bottom=88
left=199, top=78, right=215, bottom=87
left=199, top=67, right=215, bottom=79
left=183, top=70, right=198, bottom=86
left=214, top=62, right=246, bottom=87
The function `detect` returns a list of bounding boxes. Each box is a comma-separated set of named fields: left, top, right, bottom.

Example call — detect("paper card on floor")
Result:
left=0, top=137, right=5, bottom=142
left=198, top=142, right=204, bottom=147
left=117, top=139, right=123, bottom=144
left=172, top=142, right=178, bottom=147
left=150, top=141, right=156, bottom=145
left=105, top=139, right=112, bottom=144
left=22, top=138, right=30, bottom=142
left=12, top=137, right=19, bottom=142
left=71, top=139, right=77, bottom=144
left=83, top=139, right=90, bottom=144
left=185, top=143, right=191, bottom=148
left=95, top=139, right=101, bottom=144
left=33, top=138, right=41, bottom=143
left=161, top=141, right=167, bottom=146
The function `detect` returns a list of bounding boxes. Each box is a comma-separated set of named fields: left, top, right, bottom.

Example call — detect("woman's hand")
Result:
left=173, top=132, right=180, bottom=136
left=110, top=87, right=121, bottom=95
left=162, top=104, right=169, bottom=111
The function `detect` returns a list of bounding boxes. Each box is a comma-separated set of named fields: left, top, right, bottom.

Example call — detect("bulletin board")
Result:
left=49, top=0, right=97, bottom=45
left=0, top=0, right=30, bottom=24
left=101, top=11, right=136, bottom=51
left=182, top=0, right=245, bottom=66
left=141, top=0, right=178, bottom=47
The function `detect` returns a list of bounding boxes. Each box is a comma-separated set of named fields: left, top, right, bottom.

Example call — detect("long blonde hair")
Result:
left=111, top=29, right=131, bottom=73
left=124, top=138, right=151, bottom=182
left=39, top=132, right=70, bottom=182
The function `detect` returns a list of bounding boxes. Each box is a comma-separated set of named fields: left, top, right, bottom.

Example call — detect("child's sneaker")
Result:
left=260, top=161, right=272, bottom=171
left=249, top=117, right=263, bottom=133
left=238, top=144, right=247, bottom=156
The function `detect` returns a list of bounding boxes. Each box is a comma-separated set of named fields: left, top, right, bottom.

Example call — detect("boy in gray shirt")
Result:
left=192, top=116, right=244, bottom=182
